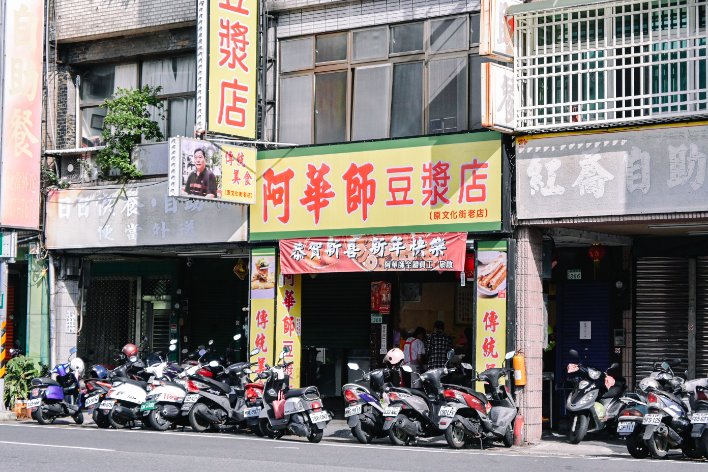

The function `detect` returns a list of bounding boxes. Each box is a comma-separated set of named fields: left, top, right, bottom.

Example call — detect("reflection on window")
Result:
left=316, top=33, right=347, bottom=63
left=352, top=65, right=391, bottom=141
left=281, top=37, right=314, bottom=72
left=429, top=57, right=468, bottom=134
left=390, top=22, right=424, bottom=54
left=279, top=75, right=313, bottom=145
left=353, top=27, right=388, bottom=61
left=315, top=71, right=347, bottom=144
left=391, top=62, right=423, bottom=138
left=430, top=17, right=468, bottom=53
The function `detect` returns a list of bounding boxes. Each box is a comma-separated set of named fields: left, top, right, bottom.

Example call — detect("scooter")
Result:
left=438, top=351, right=517, bottom=449
left=140, top=340, right=189, bottom=431
left=28, top=347, right=85, bottom=425
left=689, top=383, right=708, bottom=458
left=565, top=349, right=623, bottom=444
left=343, top=362, right=401, bottom=444
left=83, top=364, right=113, bottom=428
left=258, top=348, right=331, bottom=443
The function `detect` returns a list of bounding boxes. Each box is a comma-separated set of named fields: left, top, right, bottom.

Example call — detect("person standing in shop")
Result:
left=403, top=327, right=426, bottom=373
left=426, top=320, right=453, bottom=369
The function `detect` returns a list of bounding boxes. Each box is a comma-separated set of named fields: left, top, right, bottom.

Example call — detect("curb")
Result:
left=0, top=411, right=17, bottom=422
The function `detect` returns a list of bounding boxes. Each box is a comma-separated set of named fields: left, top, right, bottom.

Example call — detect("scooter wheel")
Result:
left=258, top=418, right=284, bottom=439
left=32, top=404, right=52, bottom=425
left=388, top=416, right=415, bottom=446
left=568, top=414, right=589, bottom=444
left=147, top=406, right=172, bottom=431
left=93, top=409, right=110, bottom=429
left=108, top=405, right=129, bottom=429
left=626, top=430, right=649, bottom=459
left=502, top=424, right=514, bottom=448
left=645, top=433, right=669, bottom=459
left=352, top=423, right=373, bottom=444
left=188, top=403, right=212, bottom=433
left=308, top=430, right=323, bottom=443
left=72, top=411, right=84, bottom=425
left=445, top=420, right=467, bottom=449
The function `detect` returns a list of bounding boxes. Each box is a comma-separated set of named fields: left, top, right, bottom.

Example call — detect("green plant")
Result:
left=2, top=356, right=48, bottom=408
left=97, top=85, right=164, bottom=180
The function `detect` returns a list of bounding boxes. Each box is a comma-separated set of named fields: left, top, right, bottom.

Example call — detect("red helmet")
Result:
left=121, top=343, right=139, bottom=358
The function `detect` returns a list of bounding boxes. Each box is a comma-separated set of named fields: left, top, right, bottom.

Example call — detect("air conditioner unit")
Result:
left=58, top=155, right=83, bottom=183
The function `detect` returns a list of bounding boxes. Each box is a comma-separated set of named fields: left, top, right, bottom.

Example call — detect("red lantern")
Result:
left=588, top=244, right=606, bottom=263
left=464, top=252, right=476, bottom=280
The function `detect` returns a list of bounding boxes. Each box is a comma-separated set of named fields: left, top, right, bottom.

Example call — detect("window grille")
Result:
left=514, top=0, right=708, bottom=131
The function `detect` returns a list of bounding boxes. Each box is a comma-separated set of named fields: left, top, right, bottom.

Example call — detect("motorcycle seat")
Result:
left=284, top=386, right=319, bottom=399
left=478, top=368, right=506, bottom=389
left=602, top=377, right=627, bottom=399
left=34, top=377, right=60, bottom=387
left=114, top=377, right=148, bottom=390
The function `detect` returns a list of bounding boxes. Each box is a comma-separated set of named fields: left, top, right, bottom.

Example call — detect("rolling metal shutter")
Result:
left=634, top=257, right=689, bottom=381
left=696, top=258, right=708, bottom=378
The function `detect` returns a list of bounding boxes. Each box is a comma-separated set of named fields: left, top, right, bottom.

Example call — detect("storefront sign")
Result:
left=279, top=233, right=466, bottom=275
left=45, top=181, right=248, bottom=249
left=167, top=137, right=256, bottom=204
left=370, top=281, right=392, bottom=314
left=275, top=272, right=301, bottom=388
left=205, top=0, right=258, bottom=139
left=249, top=248, right=276, bottom=372
left=0, top=0, right=44, bottom=229
left=517, top=123, right=708, bottom=219
left=252, top=134, right=502, bottom=240
left=567, top=269, right=582, bottom=280
left=475, top=242, right=508, bottom=377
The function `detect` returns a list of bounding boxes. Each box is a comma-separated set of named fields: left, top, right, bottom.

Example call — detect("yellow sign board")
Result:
left=249, top=248, right=276, bottom=371
left=275, top=272, right=302, bottom=388
left=208, top=0, right=258, bottom=139
left=220, top=145, right=257, bottom=204
left=252, top=133, right=502, bottom=240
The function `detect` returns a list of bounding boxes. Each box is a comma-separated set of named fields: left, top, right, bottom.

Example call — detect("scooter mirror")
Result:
left=402, top=365, right=413, bottom=373
left=208, top=339, right=214, bottom=346
left=250, top=348, right=260, bottom=356
left=69, top=347, right=78, bottom=355
left=569, top=349, right=579, bottom=359
left=244, top=368, right=252, bottom=374
left=461, top=363, right=473, bottom=370
left=505, top=351, right=515, bottom=360
left=608, top=362, right=620, bottom=371
left=181, top=348, right=188, bottom=354
left=234, top=334, right=242, bottom=341
left=129, top=355, right=138, bottom=362
left=446, top=349, right=454, bottom=360
left=209, top=360, right=219, bottom=368
left=169, top=345, right=176, bottom=352
left=198, top=349, right=207, bottom=357
left=347, top=362, right=360, bottom=371
left=170, top=339, right=178, bottom=345
left=279, top=351, right=286, bottom=360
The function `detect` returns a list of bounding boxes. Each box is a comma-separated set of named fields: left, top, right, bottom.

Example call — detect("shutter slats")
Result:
left=696, top=257, right=708, bottom=378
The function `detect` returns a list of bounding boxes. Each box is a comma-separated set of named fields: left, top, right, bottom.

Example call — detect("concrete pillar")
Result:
left=514, top=226, right=545, bottom=444
left=53, top=273, right=80, bottom=366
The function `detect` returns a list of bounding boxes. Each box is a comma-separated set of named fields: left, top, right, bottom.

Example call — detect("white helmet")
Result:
left=383, top=348, right=404, bottom=367
left=70, top=357, right=85, bottom=378
left=639, top=377, right=659, bottom=393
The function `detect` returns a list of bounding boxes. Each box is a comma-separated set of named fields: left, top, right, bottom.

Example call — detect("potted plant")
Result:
left=3, top=356, right=48, bottom=417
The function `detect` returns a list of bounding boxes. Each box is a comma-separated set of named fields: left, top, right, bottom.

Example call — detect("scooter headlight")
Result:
left=579, top=380, right=590, bottom=389
left=588, top=368, right=601, bottom=380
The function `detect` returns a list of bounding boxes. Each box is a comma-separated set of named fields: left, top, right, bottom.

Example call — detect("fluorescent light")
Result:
left=176, top=251, right=225, bottom=257
left=647, top=223, right=708, bottom=230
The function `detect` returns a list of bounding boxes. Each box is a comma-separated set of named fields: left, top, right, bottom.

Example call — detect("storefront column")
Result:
left=514, top=227, right=545, bottom=444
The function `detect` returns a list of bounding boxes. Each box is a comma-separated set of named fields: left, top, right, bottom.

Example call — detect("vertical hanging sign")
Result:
left=275, top=271, right=302, bottom=388
left=475, top=242, right=508, bottom=377
left=249, top=247, right=276, bottom=372
left=206, top=0, right=258, bottom=139
left=0, top=0, right=44, bottom=229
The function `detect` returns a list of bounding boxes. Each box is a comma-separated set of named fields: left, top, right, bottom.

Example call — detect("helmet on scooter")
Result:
left=639, top=377, right=660, bottom=393
left=121, top=343, right=139, bottom=358
left=383, top=348, right=404, bottom=367
left=89, top=364, right=108, bottom=379
left=70, top=357, right=85, bottom=377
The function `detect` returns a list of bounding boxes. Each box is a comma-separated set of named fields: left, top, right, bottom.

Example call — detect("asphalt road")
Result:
left=0, top=422, right=705, bottom=472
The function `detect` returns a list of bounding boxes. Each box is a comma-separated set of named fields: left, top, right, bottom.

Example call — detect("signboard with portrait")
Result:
left=249, top=247, right=276, bottom=373
left=475, top=241, right=508, bottom=377
left=197, top=0, right=258, bottom=139
left=279, top=232, right=466, bottom=274
left=252, top=133, right=502, bottom=240
left=168, top=137, right=256, bottom=204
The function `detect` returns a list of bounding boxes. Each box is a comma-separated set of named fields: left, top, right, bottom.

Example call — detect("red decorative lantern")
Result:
left=587, top=244, right=606, bottom=263
left=464, top=252, right=476, bottom=280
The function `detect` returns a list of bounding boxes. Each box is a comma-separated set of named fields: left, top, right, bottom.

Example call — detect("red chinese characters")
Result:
left=482, top=336, right=498, bottom=359
left=300, top=163, right=335, bottom=224
left=218, top=77, right=248, bottom=128
left=283, top=289, right=296, bottom=311
left=256, top=309, right=269, bottom=330
left=483, top=310, right=499, bottom=333
left=343, top=163, right=376, bottom=221
left=263, top=167, right=294, bottom=224
left=255, top=333, right=268, bottom=353
left=422, top=161, right=451, bottom=206
left=218, top=18, right=250, bottom=72
left=282, top=315, right=295, bottom=337
left=459, top=159, right=489, bottom=203
left=386, top=167, right=414, bottom=206
left=218, top=0, right=250, bottom=15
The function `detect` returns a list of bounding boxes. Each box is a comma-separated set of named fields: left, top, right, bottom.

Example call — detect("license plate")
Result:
left=140, top=401, right=156, bottom=412
left=309, top=411, right=331, bottom=424
left=617, top=421, right=635, bottom=434
left=438, top=406, right=455, bottom=417
left=383, top=406, right=401, bottom=417
left=691, top=413, right=708, bottom=424
left=84, top=395, right=100, bottom=407
left=25, top=398, right=41, bottom=408
left=243, top=407, right=261, bottom=418
left=643, top=414, right=662, bottom=425
left=183, top=394, right=199, bottom=403
left=344, top=404, right=362, bottom=417
left=99, top=400, right=115, bottom=410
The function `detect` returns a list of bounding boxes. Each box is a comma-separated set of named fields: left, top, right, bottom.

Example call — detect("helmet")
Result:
left=121, top=343, right=139, bottom=358
left=383, top=348, right=404, bottom=367
left=70, top=357, right=85, bottom=377
left=90, top=364, right=108, bottom=379
left=639, top=377, right=660, bottom=393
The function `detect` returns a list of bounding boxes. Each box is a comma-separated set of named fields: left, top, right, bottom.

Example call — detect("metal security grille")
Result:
left=513, top=0, right=708, bottom=131
left=696, top=257, right=708, bottom=377
left=79, top=277, right=136, bottom=366
left=634, top=257, right=689, bottom=381
left=142, top=278, right=172, bottom=354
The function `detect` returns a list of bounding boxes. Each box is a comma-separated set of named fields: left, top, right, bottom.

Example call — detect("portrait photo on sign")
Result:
left=180, top=139, right=222, bottom=199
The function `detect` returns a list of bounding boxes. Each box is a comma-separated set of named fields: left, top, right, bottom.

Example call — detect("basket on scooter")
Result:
left=302, top=386, right=321, bottom=401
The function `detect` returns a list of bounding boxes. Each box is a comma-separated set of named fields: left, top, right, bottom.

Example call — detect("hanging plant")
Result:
left=96, top=85, right=165, bottom=180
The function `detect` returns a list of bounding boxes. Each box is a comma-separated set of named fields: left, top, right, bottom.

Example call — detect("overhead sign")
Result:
left=251, top=133, right=502, bottom=240
left=480, top=0, right=519, bottom=61
left=516, top=123, right=708, bottom=219
left=168, top=137, right=256, bottom=204
left=45, top=181, right=248, bottom=249
left=481, top=62, right=515, bottom=133
left=0, top=0, right=44, bottom=229
left=279, top=232, right=467, bottom=275
left=203, top=0, right=258, bottom=139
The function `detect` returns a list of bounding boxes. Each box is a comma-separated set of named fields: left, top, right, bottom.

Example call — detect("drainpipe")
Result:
left=48, top=253, right=56, bottom=370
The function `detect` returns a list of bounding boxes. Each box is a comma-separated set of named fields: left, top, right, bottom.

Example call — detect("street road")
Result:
left=0, top=422, right=705, bottom=472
